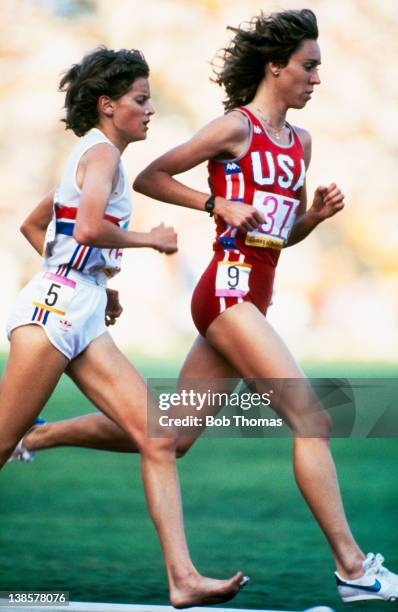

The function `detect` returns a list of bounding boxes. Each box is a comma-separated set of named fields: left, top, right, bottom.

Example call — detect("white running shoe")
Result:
left=336, top=553, right=398, bottom=602
left=7, top=417, right=46, bottom=463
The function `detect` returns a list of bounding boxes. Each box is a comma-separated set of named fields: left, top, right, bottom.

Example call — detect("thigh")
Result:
left=206, top=303, right=324, bottom=434
left=0, top=325, right=68, bottom=451
left=206, top=302, right=302, bottom=378
left=175, top=335, right=240, bottom=454
left=67, top=332, right=162, bottom=447
left=180, top=334, right=237, bottom=379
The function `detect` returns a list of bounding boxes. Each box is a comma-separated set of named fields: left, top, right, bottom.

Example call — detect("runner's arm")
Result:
left=134, top=113, right=265, bottom=232
left=20, top=190, right=55, bottom=255
left=73, top=143, right=177, bottom=253
left=287, top=129, right=344, bottom=247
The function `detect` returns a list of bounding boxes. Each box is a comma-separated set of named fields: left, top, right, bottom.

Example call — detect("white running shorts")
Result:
left=6, top=268, right=107, bottom=360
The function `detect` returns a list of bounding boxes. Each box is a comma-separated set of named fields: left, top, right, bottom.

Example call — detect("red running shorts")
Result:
left=191, top=249, right=275, bottom=337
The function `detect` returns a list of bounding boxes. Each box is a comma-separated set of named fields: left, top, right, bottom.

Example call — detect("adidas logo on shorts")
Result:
left=59, top=318, right=72, bottom=330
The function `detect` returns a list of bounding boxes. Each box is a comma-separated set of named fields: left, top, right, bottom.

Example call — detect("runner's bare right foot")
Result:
left=170, top=571, right=249, bottom=609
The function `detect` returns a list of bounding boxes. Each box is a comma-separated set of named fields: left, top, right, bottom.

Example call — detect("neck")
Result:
left=95, top=123, right=128, bottom=154
left=250, top=83, right=288, bottom=129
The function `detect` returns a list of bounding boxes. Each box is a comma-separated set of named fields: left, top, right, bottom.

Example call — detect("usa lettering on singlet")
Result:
left=208, top=106, right=306, bottom=267
left=43, top=127, right=132, bottom=280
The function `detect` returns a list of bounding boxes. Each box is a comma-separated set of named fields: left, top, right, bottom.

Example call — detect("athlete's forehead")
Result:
left=127, top=77, right=151, bottom=96
left=292, top=39, right=321, bottom=64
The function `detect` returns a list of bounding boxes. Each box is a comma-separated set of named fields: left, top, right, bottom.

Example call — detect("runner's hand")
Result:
left=105, top=288, right=123, bottom=326
left=214, top=197, right=265, bottom=232
left=310, top=183, right=345, bottom=220
left=150, top=223, right=178, bottom=254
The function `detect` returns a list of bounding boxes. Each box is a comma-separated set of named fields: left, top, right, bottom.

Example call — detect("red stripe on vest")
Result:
left=55, top=204, right=121, bottom=225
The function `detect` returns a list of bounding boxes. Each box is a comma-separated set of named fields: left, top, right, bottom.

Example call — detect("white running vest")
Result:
left=43, top=128, right=132, bottom=280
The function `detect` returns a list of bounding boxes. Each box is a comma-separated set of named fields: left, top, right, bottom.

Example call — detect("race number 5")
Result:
left=45, top=283, right=61, bottom=307
left=34, top=272, right=77, bottom=316
left=216, top=261, right=251, bottom=298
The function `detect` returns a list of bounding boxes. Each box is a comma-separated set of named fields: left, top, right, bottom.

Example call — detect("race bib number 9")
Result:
left=245, top=190, right=300, bottom=249
left=33, top=272, right=76, bottom=316
left=216, top=261, right=252, bottom=298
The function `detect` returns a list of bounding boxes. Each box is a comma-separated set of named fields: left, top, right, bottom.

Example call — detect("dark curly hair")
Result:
left=59, top=47, right=149, bottom=136
left=213, top=9, right=318, bottom=111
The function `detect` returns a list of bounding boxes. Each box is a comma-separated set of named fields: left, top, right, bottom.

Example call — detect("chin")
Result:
left=291, top=100, right=308, bottom=110
left=134, top=132, right=148, bottom=141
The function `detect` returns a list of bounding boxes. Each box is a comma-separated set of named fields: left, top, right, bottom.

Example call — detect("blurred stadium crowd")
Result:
left=1, top=0, right=397, bottom=361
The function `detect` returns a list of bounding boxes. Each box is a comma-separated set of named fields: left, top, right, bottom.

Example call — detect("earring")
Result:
left=273, top=71, right=280, bottom=77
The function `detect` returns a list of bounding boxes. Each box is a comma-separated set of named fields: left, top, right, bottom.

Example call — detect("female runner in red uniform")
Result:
left=11, top=10, right=398, bottom=603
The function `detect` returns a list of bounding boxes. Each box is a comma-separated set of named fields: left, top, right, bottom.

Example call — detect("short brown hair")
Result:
left=59, top=47, right=149, bottom=136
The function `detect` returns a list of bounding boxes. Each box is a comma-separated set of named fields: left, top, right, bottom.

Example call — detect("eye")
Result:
left=135, top=97, right=148, bottom=105
left=304, top=62, right=320, bottom=72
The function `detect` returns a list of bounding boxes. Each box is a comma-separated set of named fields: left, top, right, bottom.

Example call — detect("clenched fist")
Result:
left=149, top=223, right=178, bottom=254
left=310, top=183, right=345, bottom=221
left=214, top=197, right=265, bottom=232
left=105, top=288, right=123, bottom=326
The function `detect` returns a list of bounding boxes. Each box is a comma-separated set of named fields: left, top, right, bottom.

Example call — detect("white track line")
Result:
left=0, top=604, right=273, bottom=612
left=0, top=600, right=334, bottom=612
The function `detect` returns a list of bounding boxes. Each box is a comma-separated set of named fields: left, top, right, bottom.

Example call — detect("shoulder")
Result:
left=196, top=110, right=250, bottom=143
left=193, top=110, right=250, bottom=160
left=291, top=125, right=312, bottom=167
left=79, top=142, right=120, bottom=178
left=82, top=141, right=120, bottom=164
left=214, top=109, right=249, bottom=137
left=76, top=141, right=120, bottom=189
left=292, top=125, right=311, bottom=150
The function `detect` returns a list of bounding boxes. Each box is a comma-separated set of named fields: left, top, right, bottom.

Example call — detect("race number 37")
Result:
left=216, top=261, right=251, bottom=298
left=245, top=190, right=300, bottom=249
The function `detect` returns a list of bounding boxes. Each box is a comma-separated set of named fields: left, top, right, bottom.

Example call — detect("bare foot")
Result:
left=170, top=571, right=249, bottom=609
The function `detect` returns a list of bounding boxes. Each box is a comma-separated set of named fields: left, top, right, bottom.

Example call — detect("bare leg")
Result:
left=206, top=302, right=365, bottom=579
left=171, top=334, right=239, bottom=456
left=0, top=325, right=68, bottom=467
left=23, top=412, right=136, bottom=453
left=22, top=335, right=238, bottom=458
left=67, top=332, right=245, bottom=608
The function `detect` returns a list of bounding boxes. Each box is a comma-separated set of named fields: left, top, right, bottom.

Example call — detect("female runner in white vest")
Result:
left=0, top=47, right=247, bottom=608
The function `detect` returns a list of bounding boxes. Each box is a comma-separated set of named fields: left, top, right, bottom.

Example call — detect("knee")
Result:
left=315, top=409, right=332, bottom=439
left=294, top=409, right=332, bottom=440
left=289, top=395, right=333, bottom=438
left=138, top=436, right=178, bottom=462
left=175, top=437, right=194, bottom=459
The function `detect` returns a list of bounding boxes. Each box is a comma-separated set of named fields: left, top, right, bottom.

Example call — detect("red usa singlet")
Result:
left=208, top=106, right=306, bottom=265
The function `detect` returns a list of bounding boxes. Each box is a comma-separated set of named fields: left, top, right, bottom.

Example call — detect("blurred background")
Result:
left=1, top=4, right=397, bottom=609
left=1, top=0, right=397, bottom=363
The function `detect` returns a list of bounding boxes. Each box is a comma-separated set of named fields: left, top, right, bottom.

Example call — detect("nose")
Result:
left=146, top=101, right=155, bottom=116
left=311, top=69, right=321, bottom=85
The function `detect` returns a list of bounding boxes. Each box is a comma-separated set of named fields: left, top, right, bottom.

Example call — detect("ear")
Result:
left=98, top=95, right=115, bottom=117
left=267, top=62, right=281, bottom=77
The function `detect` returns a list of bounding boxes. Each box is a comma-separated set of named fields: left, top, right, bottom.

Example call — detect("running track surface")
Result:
left=0, top=600, right=335, bottom=612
